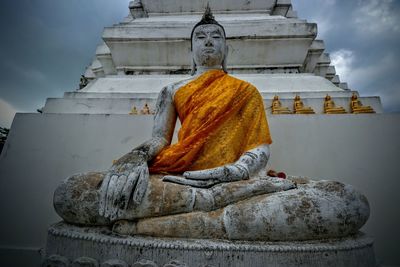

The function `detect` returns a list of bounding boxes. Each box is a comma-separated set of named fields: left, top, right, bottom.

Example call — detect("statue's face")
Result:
left=192, top=24, right=227, bottom=67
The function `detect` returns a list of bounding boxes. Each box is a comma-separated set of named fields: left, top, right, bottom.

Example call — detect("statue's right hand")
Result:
left=98, top=151, right=149, bottom=221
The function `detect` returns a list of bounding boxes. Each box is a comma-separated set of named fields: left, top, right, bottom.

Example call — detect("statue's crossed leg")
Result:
left=54, top=172, right=295, bottom=226
left=54, top=173, right=369, bottom=241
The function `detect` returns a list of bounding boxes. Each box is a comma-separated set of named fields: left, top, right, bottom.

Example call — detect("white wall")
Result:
left=0, top=113, right=399, bottom=266
left=268, top=114, right=400, bottom=266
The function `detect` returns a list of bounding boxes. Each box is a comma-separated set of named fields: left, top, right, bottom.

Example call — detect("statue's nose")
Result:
left=205, top=38, right=213, bottom=47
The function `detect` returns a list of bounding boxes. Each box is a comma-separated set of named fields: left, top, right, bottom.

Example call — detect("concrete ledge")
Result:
left=140, top=0, right=277, bottom=14
left=76, top=74, right=344, bottom=94
left=42, top=95, right=382, bottom=114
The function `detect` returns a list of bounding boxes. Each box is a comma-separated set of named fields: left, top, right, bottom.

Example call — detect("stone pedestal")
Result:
left=44, top=222, right=376, bottom=267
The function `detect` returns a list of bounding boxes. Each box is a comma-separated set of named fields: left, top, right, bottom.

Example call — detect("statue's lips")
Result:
left=202, top=48, right=215, bottom=53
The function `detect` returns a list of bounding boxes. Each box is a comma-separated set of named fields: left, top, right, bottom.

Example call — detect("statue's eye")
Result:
left=212, top=35, right=221, bottom=39
left=197, top=35, right=206, bottom=39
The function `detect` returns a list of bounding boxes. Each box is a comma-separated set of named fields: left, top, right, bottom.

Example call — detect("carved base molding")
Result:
left=43, top=222, right=376, bottom=267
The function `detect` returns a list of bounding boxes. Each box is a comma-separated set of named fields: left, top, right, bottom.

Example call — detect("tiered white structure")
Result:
left=42, top=0, right=382, bottom=115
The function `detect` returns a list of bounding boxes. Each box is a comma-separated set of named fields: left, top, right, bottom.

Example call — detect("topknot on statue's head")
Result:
left=190, top=3, right=226, bottom=50
left=202, top=3, right=215, bottom=22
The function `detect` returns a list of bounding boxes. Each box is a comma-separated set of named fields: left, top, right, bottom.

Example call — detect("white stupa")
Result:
left=42, top=0, right=382, bottom=115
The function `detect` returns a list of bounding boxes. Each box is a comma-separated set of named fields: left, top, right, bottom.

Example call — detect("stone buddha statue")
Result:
left=293, top=95, right=315, bottom=114
left=324, top=94, right=346, bottom=114
left=54, top=7, right=369, bottom=241
left=350, top=93, right=375, bottom=114
left=271, top=95, right=291, bottom=114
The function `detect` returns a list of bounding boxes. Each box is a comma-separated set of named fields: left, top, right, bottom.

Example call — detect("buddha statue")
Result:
left=350, top=93, right=375, bottom=114
left=140, top=103, right=152, bottom=115
left=129, top=105, right=138, bottom=115
left=271, top=95, right=291, bottom=114
left=53, top=7, right=369, bottom=241
left=293, top=95, right=315, bottom=114
left=324, top=94, right=347, bottom=114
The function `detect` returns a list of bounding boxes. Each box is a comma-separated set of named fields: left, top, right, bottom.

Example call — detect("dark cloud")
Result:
left=0, top=0, right=128, bottom=121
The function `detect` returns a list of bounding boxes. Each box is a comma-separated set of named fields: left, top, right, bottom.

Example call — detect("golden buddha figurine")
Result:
left=293, top=95, right=315, bottom=114
left=323, top=95, right=346, bottom=114
left=350, top=93, right=375, bottom=114
left=129, top=105, right=138, bottom=115
left=271, top=95, right=291, bottom=114
left=140, top=103, right=152, bottom=115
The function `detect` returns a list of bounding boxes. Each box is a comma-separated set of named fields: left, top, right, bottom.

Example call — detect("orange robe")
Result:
left=149, top=70, right=272, bottom=174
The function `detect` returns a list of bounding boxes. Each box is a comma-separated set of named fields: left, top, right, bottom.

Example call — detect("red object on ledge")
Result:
left=267, top=169, right=286, bottom=179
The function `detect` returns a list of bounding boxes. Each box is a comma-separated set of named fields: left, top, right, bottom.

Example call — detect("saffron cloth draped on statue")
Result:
left=149, top=70, right=272, bottom=173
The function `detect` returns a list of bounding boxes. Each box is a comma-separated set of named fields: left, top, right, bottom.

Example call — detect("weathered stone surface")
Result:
left=53, top=172, right=110, bottom=225
left=132, top=259, right=158, bottom=267
left=42, top=254, right=69, bottom=267
left=54, top=173, right=295, bottom=227
left=55, top=173, right=368, bottom=242
left=72, top=256, right=99, bottom=267
left=44, top=223, right=376, bottom=267
left=163, top=260, right=187, bottom=267
left=223, top=179, right=370, bottom=241
left=121, top=179, right=369, bottom=241
left=101, top=259, right=129, bottom=267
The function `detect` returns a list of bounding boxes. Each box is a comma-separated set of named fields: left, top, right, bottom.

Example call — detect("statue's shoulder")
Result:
left=165, top=76, right=196, bottom=98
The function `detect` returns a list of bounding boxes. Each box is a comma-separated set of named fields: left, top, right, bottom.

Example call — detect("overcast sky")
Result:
left=0, top=0, right=399, bottom=128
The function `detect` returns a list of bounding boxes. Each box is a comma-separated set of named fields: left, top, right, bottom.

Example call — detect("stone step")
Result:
left=64, top=90, right=355, bottom=100
left=76, top=74, right=345, bottom=95
left=139, top=0, right=278, bottom=14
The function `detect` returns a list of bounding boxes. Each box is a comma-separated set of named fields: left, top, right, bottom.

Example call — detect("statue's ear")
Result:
left=190, top=55, right=196, bottom=76
left=222, top=45, right=229, bottom=73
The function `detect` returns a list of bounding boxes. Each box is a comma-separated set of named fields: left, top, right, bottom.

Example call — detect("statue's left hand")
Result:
left=99, top=151, right=149, bottom=220
left=163, top=163, right=248, bottom=188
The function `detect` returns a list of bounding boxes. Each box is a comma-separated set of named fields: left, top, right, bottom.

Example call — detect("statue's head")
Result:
left=190, top=4, right=228, bottom=74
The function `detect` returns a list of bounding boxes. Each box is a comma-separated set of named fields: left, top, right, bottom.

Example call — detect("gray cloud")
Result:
left=292, top=0, right=400, bottom=112
left=355, top=0, right=400, bottom=34
left=0, top=0, right=129, bottom=127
